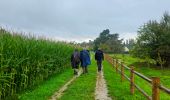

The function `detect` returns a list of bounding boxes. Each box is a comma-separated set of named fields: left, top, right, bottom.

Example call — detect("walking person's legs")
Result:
left=85, top=66, right=88, bottom=73
left=73, top=62, right=79, bottom=75
left=97, top=61, right=102, bottom=72
left=82, top=67, right=85, bottom=74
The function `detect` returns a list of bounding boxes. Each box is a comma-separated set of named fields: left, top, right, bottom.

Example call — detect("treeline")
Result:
left=0, top=29, right=74, bottom=99
left=131, top=12, right=170, bottom=67
left=87, top=12, right=170, bottom=68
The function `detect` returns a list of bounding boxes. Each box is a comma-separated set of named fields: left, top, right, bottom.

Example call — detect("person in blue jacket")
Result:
left=80, top=49, right=91, bottom=74
left=95, top=48, right=104, bottom=72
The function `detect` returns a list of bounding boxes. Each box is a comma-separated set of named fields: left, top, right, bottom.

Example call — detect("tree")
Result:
left=94, top=29, right=124, bottom=53
left=157, top=52, right=166, bottom=69
left=94, top=29, right=110, bottom=50
left=131, top=12, right=170, bottom=67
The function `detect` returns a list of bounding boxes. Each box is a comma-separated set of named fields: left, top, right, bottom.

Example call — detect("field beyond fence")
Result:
left=105, top=54, right=170, bottom=100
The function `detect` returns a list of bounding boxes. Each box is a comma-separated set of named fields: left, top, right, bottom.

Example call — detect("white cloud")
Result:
left=119, top=32, right=137, bottom=40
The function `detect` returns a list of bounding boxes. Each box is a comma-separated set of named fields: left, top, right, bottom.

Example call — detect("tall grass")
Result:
left=0, top=28, right=74, bottom=99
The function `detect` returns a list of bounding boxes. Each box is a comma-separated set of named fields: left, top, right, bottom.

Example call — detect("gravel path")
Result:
left=95, top=70, right=112, bottom=100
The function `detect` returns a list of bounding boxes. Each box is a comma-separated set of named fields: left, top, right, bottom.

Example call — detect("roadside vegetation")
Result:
left=0, top=29, right=74, bottom=99
left=103, top=55, right=170, bottom=99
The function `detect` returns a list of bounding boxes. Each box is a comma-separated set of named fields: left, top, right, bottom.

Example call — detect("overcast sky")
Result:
left=0, top=0, right=170, bottom=42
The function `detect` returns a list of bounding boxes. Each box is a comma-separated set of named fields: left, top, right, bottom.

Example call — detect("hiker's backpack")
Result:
left=73, top=52, right=80, bottom=62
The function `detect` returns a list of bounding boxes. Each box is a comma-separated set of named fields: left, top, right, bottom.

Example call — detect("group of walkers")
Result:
left=71, top=48, right=104, bottom=75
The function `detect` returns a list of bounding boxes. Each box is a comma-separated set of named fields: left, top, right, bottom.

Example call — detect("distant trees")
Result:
left=131, top=12, right=170, bottom=67
left=78, top=40, right=94, bottom=50
left=94, top=29, right=124, bottom=53
left=124, top=39, right=135, bottom=51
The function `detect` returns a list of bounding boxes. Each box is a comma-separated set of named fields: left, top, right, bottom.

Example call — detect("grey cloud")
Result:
left=0, top=0, right=170, bottom=42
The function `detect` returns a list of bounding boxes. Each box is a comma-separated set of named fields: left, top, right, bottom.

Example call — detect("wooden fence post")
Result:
left=152, top=77, right=160, bottom=100
left=112, top=59, right=114, bottom=67
left=121, top=61, right=124, bottom=82
left=130, top=66, right=135, bottom=94
left=114, top=59, right=116, bottom=67
left=116, top=59, right=118, bottom=73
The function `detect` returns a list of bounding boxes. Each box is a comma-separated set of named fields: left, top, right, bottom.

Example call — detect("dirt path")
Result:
left=95, top=70, right=112, bottom=100
left=49, top=70, right=82, bottom=100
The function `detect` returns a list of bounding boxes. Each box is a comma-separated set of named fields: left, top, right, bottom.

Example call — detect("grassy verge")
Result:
left=19, top=68, right=73, bottom=100
left=103, top=60, right=146, bottom=100
left=104, top=55, right=170, bottom=99
left=59, top=54, right=97, bottom=100
left=110, top=54, right=170, bottom=88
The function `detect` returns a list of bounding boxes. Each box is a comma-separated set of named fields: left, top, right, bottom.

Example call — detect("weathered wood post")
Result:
left=110, top=57, right=112, bottom=64
left=114, top=59, right=116, bottom=67
left=130, top=66, right=135, bottom=94
left=152, top=77, right=160, bottom=100
left=116, top=59, right=118, bottom=73
left=121, top=61, right=124, bottom=82
left=112, top=59, right=115, bottom=67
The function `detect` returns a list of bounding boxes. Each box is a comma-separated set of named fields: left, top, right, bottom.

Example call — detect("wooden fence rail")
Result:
left=104, top=54, right=170, bottom=100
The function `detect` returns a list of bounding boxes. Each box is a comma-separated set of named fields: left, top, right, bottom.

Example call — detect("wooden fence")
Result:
left=105, top=54, right=170, bottom=100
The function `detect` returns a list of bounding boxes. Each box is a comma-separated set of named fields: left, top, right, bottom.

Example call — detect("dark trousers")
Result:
left=82, top=66, right=88, bottom=74
left=97, top=61, right=102, bottom=71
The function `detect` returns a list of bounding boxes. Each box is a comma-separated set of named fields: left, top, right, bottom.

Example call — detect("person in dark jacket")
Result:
left=71, top=49, right=80, bottom=75
left=95, top=48, right=104, bottom=72
left=80, top=49, right=91, bottom=74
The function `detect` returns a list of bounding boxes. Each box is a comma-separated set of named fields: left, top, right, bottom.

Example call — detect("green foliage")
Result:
left=19, top=68, right=73, bottom=100
left=143, top=55, right=156, bottom=68
left=94, top=29, right=124, bottom=53
left=157, top=52, right=166, bottom=69
left=131, top=12, right=170, bottom=67
left=0, top=29, right=74, bottom=99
